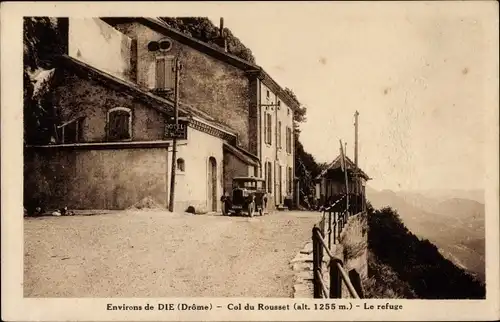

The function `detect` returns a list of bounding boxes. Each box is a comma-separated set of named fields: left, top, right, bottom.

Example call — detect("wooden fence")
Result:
left=312, top=194, right=362, bottom=299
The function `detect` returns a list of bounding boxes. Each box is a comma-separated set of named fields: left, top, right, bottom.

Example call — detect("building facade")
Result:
left=25, top=17, right=297, bottom=212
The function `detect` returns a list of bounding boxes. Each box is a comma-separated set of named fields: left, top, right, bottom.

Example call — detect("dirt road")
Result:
left=24, top=210, right=320, bottom=297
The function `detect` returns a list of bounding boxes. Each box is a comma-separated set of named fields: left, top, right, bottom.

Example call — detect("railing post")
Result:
left=330, top=258, right=342, bottom=298
left=328, top=210, right=332, bottom=249
left=312, top=226, right=322, bottom=298
left=318, top=225, right=324, bottom=272
left=333, top=212, right=337, bottom=244
left=338, top=214, right=343, bottom=240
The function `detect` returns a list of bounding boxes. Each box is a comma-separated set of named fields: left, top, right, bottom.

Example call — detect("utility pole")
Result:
left=354, top=110, right=359, bottom=213
left=354, top=110, right=359, bottom=167
left=168, top=56, right=181, bottom=212
left=340, top=140, right=349, bottom=216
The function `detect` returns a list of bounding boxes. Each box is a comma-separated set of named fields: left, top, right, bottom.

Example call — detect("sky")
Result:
left=18, top=2, right=495, bottom=192
left=203, top=2, right=497, bottom=191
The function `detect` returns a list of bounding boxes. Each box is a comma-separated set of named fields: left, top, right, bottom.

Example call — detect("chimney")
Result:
left=217, top=17, right=228, bottom=52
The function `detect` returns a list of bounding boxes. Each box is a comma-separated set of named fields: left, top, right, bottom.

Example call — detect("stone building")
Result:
left=24, top=17, right=297, bottom=212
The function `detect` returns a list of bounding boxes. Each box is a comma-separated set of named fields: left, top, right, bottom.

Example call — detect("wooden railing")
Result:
left=312, top=195, right=362, bottom=299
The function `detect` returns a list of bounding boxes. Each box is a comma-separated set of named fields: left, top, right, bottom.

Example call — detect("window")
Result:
left=277, top=121, right=282, bottom=149
left=279, top=165, right=282, bottom=192
left=285, top=166, right=288, bottom=193
left=176, top=158, right=185, bottom=172
left=266, top=90, right=270, bottom=98
left=265, top=112, right=272, bottom=145
left=265, top=161, right=272, bottom=193
left=155, top=56, right=175, bottom=90
left=287, top=108, right=290, bottom=116
left=286, top=127, right=292, bottom=153
left=288, top=167, right=293, bottom=193
left=56, top=116, right=84, bottom=144
left=107, top=107, right=132, bottom=141
left=264, top=162, right=268, bottom=190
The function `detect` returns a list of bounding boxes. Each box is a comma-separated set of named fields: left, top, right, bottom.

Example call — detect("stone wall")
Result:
left=52, top=69, right=166, bottom=143
left=338, top=212, right=369, bottom=297
left=24, top=147, right=168, bottom=210
left=111, top=22, right=253, bottom=150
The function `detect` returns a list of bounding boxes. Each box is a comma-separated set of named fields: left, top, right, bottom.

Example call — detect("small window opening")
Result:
left=56, top=116, right=84, bottom=144
left=107, top=107, right=132, bottom=141
left=177, top=158, right=185, bottom=172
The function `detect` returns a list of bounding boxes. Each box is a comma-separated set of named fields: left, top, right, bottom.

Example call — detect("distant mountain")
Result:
left=366, top=186, right=485, bottom=282
left=403, top=189, right=485, bottom=204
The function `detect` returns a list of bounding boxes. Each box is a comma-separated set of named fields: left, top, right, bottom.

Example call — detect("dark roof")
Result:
left=223, top=142, right=260, bottom=167
left=101, top=17, right=300, bottom=110
left=57, top=55, right=237, bottom=137
left=317, top=155, right=370, bottom=180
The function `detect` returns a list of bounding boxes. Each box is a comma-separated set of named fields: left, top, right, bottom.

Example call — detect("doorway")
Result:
left=208, top=157, right=217, bottom=212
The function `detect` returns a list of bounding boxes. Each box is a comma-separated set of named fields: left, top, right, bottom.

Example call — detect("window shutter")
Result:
left=264, top=113, right=268, bottom=144
left=266, top=114, right=272, bottom=145
left=156, top=57, right=166, bottom=89
left=117, top=113, right=129, bottom=139
left=265, top=113, right=268, bottom=144
left=278, top=121, right=282, bottom=148
left=164, top=57, right=175, bottom=89
left=267, top=161, right=272, bottom=193
left=108, top=110, right=131, bottom=141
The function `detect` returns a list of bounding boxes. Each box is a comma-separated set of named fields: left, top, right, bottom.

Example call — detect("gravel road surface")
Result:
left=24, top=210, right=320, bottom=297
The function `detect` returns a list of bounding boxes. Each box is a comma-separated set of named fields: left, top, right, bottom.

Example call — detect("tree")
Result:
left=367, top=206, right=485, bottom=299
left=283, top=87, right=307, bottom=134
left=23, top=17, right=65, bottom=145
left=282, top=87, right=321, bottom=208
left=159, top=17, right=256, bottom=64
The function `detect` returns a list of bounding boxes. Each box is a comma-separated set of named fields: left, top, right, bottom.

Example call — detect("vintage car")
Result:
left=221, top=177, right=267, bottom=217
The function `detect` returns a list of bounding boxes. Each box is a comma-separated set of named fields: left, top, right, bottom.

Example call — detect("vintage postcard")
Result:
left=1, top=1, right=499, bottom=321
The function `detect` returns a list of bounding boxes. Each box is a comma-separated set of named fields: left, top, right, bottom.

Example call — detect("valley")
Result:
left=366, top=187, right=485, bottom=282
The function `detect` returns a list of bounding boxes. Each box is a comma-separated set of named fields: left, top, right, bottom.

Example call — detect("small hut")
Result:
left=314, top=155, right=370, bottom=213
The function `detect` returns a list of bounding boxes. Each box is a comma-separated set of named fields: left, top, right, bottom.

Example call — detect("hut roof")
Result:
left=316, top=155, right=370, bottom=180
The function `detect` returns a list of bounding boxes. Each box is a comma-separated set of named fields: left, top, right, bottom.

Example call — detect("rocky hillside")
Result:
left=365, top=205, right=485, bottom=299
left=366, top=187, right=485, bottom=282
